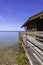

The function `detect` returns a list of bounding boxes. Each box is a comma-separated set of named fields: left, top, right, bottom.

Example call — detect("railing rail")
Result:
left=19, top=31, right=43, bottom=65
left=19, top=31, right=43, bottom=53
left=19, top=31, right=43, bottom=42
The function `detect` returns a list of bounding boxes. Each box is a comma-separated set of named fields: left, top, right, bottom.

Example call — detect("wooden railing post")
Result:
left=26, top=31, right=27, bottom=47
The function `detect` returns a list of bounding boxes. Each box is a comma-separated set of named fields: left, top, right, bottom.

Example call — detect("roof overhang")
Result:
left=21, top=11, right=43, bottom=28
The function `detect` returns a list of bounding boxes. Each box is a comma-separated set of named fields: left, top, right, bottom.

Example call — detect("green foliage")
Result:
left=17, top=53, right=29, bottom=65
left=17, top=42, right=29, bottom=65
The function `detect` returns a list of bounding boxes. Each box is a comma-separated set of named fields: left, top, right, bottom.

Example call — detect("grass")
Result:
left=17, top=41, right=29, bottom=65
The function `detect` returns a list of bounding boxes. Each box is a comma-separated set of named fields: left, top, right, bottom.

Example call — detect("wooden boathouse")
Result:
left=19, top=11, right=43, bottom=65
left=21, top=11, right=43, bottom=31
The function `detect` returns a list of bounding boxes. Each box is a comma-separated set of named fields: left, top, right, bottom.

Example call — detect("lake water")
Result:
left=0, top=32, right=19, bottom=49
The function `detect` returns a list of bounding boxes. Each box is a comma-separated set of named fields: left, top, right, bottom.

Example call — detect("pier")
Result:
left=19, top=31, right=43, bottom=65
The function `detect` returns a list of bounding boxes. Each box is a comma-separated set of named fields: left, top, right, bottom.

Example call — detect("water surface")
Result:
left=0, top=32, right=18, bottom=49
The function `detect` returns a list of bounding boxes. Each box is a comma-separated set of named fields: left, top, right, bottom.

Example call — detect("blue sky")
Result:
left=0, top=0, right=43, bottom=31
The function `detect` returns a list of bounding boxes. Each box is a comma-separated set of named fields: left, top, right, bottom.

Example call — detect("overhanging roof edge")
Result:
left=21, top=11, right=43, bottom=28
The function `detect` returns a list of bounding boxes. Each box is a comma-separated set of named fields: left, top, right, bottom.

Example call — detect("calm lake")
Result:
left=0, top=32, right=19, bottom=49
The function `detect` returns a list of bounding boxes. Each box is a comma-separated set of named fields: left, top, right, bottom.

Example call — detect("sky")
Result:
left=0, top=0, right=43, bottom=31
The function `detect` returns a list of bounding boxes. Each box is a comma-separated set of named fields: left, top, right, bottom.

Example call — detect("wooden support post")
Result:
left=21, top=32, right=23, bottom=42
left=26, top=31, right=27, bottom=47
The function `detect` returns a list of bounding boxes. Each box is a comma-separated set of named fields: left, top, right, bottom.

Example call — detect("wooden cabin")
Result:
left=21, top=11, right=43, bottom=31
